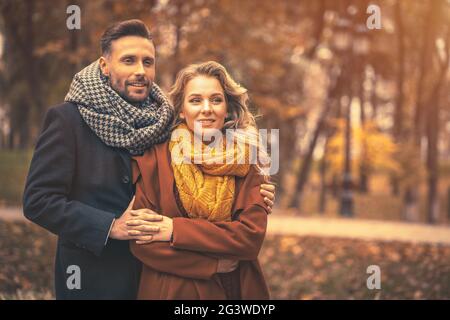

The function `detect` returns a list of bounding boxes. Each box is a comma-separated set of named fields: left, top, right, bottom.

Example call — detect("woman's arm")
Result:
left=129, top=241, right=219, bottom=280
left=170, top=203, right=268, bottom=261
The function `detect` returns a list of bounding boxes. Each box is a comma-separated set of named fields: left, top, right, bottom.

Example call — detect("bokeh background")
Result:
left=0, top=0, right=449, bottom=299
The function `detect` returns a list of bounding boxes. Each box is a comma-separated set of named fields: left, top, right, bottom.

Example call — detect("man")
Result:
left=23, top=19, right=275, bottom=299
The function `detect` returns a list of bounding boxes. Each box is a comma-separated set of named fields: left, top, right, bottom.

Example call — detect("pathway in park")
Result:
left=1, top=206, right=450, bottom=245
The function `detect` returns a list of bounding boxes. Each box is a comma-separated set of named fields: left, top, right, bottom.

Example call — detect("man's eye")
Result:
left=144, top=60, right=154, bottom=66
left=124, top=58, right=133, bottom=64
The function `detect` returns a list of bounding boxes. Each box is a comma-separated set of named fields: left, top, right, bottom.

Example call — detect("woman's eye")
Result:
left=212, top=98, right=223, bottom=104
left=189, top=98, right=201, bottom=103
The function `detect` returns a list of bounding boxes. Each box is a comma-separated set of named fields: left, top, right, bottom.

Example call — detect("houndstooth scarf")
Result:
left=64, top=60, right=174, bottom=155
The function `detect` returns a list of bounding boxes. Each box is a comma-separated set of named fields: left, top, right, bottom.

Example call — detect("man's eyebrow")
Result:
left=119, top=54, right=136, bottom=60
left=119, top=54, right=154, bottom=60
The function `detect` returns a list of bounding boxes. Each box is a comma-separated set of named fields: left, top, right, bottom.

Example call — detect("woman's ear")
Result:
left=179, top=111, right=185, bottom=119
left=99, top=57, right=109, bottom=77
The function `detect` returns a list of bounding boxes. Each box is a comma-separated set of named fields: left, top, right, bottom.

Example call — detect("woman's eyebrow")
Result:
left=187, top=92, right=224, bottom=98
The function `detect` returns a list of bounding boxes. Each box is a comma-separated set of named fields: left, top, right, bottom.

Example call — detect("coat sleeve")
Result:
left=23, top=106, right=116, bottom=257
left=170, top=168, right=269, bottom=261
left=129, top=161, right=219, bottom=280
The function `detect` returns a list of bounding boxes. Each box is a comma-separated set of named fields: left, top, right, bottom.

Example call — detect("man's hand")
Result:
left=109, top=196, right=163, bottom=241
left=127, top=212, right=173, bottom=244
left=260, top=183, right=275, bottom=213
left=217, top=259, right=239, bottom=273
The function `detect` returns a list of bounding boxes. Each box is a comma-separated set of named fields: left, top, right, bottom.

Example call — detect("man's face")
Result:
left=99, top=36, right=155, bottom=104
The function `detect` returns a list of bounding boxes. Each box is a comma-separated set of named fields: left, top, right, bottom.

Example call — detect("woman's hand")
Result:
left=260, top=183, right=275, bottom=213
left=127, top=212, right=173, bottom=244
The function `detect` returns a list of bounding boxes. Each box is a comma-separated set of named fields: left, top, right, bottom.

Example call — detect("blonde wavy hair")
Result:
left=168, top=61, right=271, bottom=179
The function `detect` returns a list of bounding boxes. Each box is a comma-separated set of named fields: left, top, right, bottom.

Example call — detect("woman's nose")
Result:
left=201, top=100, right=212, bottom=113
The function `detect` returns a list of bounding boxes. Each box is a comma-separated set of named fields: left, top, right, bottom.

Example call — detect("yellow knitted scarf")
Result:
left=169, top=123, right=251, bottom=222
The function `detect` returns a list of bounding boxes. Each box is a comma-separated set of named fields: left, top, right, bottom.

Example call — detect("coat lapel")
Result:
left=116, top=148, right=132, bottom=176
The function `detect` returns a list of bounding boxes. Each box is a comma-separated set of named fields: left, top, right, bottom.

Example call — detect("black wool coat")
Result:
left=23, top=102, right=142, bottom=299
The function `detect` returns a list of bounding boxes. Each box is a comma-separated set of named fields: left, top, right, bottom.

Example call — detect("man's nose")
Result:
left=134, top=62, right=145, bottom=76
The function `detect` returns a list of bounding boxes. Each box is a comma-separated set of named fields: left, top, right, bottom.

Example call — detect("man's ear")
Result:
left=99, top=56, right=109, bottom=77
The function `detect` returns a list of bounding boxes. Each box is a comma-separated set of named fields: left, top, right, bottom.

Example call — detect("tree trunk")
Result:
left=425, top=26, right=449, bottom=224
left=404, top=0, right=438, bottom=222
left=319, top=134, right=330, bottom=214
left=289, top=70, right=342, bottom=209
left=289, top=105, right=329, bottom=209
left=358, top=71, right=369, bottom=193
left=370, top=73, right=378, bottom=120
left=391, top=0, right=406, bottom=197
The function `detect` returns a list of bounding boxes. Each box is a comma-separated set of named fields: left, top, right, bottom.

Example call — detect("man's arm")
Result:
left=23, top=106, right=115, bottom=257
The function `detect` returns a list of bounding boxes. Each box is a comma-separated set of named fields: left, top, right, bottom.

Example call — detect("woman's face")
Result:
left=180, top=76, right=227, bottom=136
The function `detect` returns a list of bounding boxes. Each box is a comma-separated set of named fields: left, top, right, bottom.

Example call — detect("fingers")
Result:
left=127, top=196, right=136, bottom=210
left=135, top=234, right=154, bottom=245
left=136, top=241, right=152, bottom=245
left=126, top=219, right=160, bottom=227
left=263, top=197, right=274, bottom=208
left=261, top=183, right=276, bottom=193
left=127, top=223, right=160, bottom=233
left=130, top=209, right=163, bottom=221
left=260, top=189, right=275, bottom=201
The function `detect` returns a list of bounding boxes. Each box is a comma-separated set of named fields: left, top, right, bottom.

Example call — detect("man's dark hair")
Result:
left=100, top=19, right=153, bottom=55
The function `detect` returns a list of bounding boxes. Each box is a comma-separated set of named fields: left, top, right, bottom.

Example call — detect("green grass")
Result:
left=0, top=149, right=32, bottom=205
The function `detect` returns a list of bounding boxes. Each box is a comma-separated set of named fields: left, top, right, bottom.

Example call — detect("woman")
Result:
left=129, top=61, right=272, bottom=299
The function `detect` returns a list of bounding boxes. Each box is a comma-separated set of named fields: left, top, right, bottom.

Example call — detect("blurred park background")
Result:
left=0, top=0, right=450, bottom=299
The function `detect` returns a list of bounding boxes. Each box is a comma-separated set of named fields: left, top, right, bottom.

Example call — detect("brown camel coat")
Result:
left=129, top=141, right=270, bottom=300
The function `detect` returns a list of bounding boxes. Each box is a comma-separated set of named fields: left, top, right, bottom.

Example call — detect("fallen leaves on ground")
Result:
left=0, top=221, right=449, bottom=299
left=260, top=235, right=450, bottom=299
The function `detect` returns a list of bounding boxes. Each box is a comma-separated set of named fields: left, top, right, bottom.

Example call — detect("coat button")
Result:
left=122, top=175, right=130, bottom=184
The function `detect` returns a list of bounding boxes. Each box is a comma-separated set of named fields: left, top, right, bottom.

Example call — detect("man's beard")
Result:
left=108, top=76, right=150, bottom=104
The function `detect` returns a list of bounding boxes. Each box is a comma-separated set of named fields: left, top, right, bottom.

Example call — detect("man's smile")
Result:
left=127, top=81, right=148, bottom=88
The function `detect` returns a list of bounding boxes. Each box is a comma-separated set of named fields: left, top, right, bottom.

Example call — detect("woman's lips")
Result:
left=196, top=119, right=216, bottom=127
